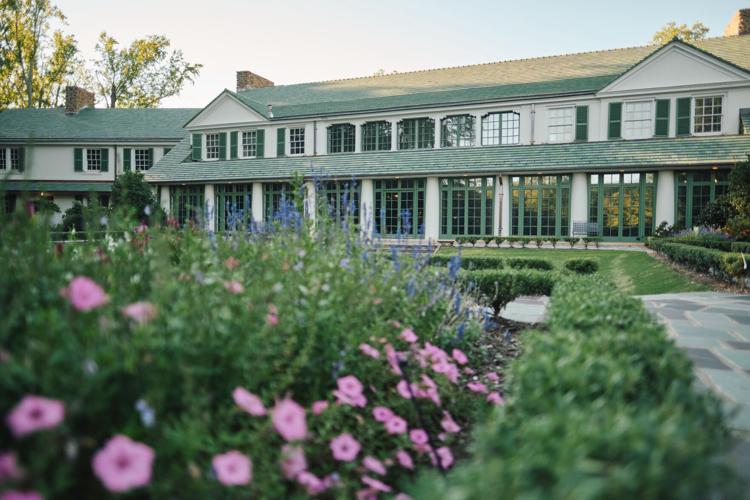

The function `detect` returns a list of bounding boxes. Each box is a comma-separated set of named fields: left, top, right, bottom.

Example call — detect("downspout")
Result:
left=313, top=120, right=317, bottom=156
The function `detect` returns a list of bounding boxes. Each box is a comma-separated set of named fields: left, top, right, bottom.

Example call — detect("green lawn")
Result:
left=437, top=247, right=709, bottom=295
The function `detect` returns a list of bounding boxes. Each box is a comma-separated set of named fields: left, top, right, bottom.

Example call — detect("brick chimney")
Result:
left=724, top=8, right=750, bottom=36
left=65, top=86, right=95, bottom=113
left=236, top=71, right=274, bottom=91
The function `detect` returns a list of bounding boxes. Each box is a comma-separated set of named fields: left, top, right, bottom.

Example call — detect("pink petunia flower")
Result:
left=361, top=475, right=391, bottom=492
left=452, top=349, right=468, bottom=365
left=224, top=256, right=240, bottom=270
left=223, top=280, right=244, bottom=294
left=412, top=375, right=441, bottom=406
left=60, top=276, right=108, bottom=312
left=266, top=313, right=279, bottom=326
left=330, top=433, right=361, bottom=462
left=337, top=375, right=364, bottom=399
left=0, top=491, right=42, bottom=500
left=121, top=302, right=157, bottom=325
left=363, top=456, right=386, bottom=476
left=396, top=449, right=413, bottom=469
left=356, top=489, right=378, bottom=500
left=280, top=444, right=307, bottom=480
left=372, top=406, right=394, bottom=423
left=6, top=395, right=65, bottom=438
left=0, top=451, right=22, bottom=481
left=436, top=446, right=454, bottom=469
left=297, top=471, right=326, bottom=495
left=232, top=387, right=266, bottom=416
left=486, top=372, right=500, bottom=382
left=385, top=345, right=403, bottom=375
left=440, top=412, right=461, bottom=434
left=359, top=343, right=380, bottom=359
left=487, top=392, right=505, bottom=406
left=409, top=429, right=428, bottom=446
left=467, top=382, right=488, bottom=394
left=385, top=415, right=408, bottom=435
left=92, top=435, right=154, bottom=492
left=212, top=450, right=252, bottom=486
left=272, top=399, right=307, bottom=441
left=396, top=380, right=412, bottom=399
left=400, top=328, right=418, bottom=343
left=311, top=400, right=329, bottom=415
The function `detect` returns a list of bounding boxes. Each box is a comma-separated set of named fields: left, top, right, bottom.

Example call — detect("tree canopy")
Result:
left=652, top=21, right=709, bottom=45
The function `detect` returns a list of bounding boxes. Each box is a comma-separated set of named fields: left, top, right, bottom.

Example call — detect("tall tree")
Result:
left=652, top=21, right=709, bottom=45
left=90, top=32, right=201, bottom=108
left=0, top=0, right=78, bottom=108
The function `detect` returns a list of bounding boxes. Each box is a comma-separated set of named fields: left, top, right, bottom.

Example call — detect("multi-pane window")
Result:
left=374, top=178, right=425, bottom=237
left=318, top=180, right=360, bottom=225
left=623, top=101, right=652, bottom=139
left=9, top=148, right=21, bottom=170
left=361, top=121, right=391, bottom=151
left=134, top=149, right=150, bottom=171
left=87, top=149, right=101, bottom=171
left=694, top=96, right=722, bottom=133
left=589, top=172, right=655, bottom=239
left=398, top=118, right=434, bottom=150
left=548, top=107, right=574, bottom=143
left=482, top=112, right=520, bottom=146
left=675, top=169, right=730, bottom=228
left=215, top=183, right=253, bottom=230
left=169, top=185, right=205, bottom=226
left=290, top=128, right=305, bottom=155
left=440, top=177, right=494, bottom=238
left=327, top=124, right=355, bottom=154
left=263, top=183, right=294, bottom=221
left=0, top=149, right=5, bottom=170
left=205, top=133, right=220, bottom=160
left=441, top=115, right=475, bottom=148
left=242, top=131, right=258, bottom=157
left=510, top=175, right=570, bottom=237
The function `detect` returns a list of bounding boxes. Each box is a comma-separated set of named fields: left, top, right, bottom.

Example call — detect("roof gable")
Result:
left=598, top=40, right=750, bottom=95
left=185, top=91, right=267, bottom=129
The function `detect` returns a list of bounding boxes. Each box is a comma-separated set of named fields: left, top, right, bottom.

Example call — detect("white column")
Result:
left=204, top=184, right=215, bottom=231
left=360, top=178, right=374, bottom=238
left=390, top=121, right=398, bottom=151
left=160, top=185, right=170, bottom=214
left=501, top=175, right=511, bottom=237
left=433, top=116, right=441, bottom=149
left=570, top=172, right=588, bottom=236
left=304, top=180, right=316, bottom=221
left=474, top=114, right=482, bottom=147
left=655, top=170, right=675, bottom=226
left=425, top=177, right=440, bottom=241
left=354, top=122, right=363, bottom=153
left=252, top=182, right=263, bottom=223
left=493, top=175, right=501, bottom=236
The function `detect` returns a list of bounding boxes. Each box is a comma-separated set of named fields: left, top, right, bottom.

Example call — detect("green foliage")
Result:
left=726, top=216, right=750, bottom=242
left=504, top=257, right=553, bottom=271
left=581, top=237, right=602, bottom=249
left=652, top=233, right=734, bottom=251
left=548, top=237, right=558, bottom=248
left=648, top=240, right=748, bottom=284
left=698, top=195, right=735, bottom=229
left=461, top=269, right=555, bottom=317
left=429, top=255, right=553, bottom=272
left=652, top=21, right=709, bottom=45
left=111, top=171, right=157, bottom=220
left=563, top=236, right=579, bottom=248
left=564, top=258, right=598, bottom=274
left=412, top=276, right=737, bottom=499
left=730, top=241, right=750, bottom=253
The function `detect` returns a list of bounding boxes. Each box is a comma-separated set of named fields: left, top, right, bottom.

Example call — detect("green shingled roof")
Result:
left=233, top=36, right=750, bottom=119
left=0, top=107, right=200, bottom=142
left=146, top=135, right=750, bottom=184
left=1, top=181, right=111, bottom=192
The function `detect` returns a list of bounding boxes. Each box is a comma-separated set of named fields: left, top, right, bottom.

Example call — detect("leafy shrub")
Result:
left=657, top=232, right=735, bottom=251
left=563, top=236, right=578, bottom=248
left=564, top=258, right=598, bottom=274
left=505, top=258, right=553, bottom=271
left=461, top=269, right=555, bottom=317
left=533, top=238, right=543, bottom=248
left=654, top=220, right=676, bottom=237
left=698, top=195, right=735, bottom=229
left=517, top=237, right=531, bottom=248
left=411, top=276, right=737, bottom=499
left=647, top=240, right=748, bottom=285
left=726, top=216, right=750, bottom=242
left=548, top=237, right=558, bottom=248
left=111, top=171, right=157, bottom=221
left=429, top=255, right=503, bottom=270
left=730, top=241, right=750, bottom=253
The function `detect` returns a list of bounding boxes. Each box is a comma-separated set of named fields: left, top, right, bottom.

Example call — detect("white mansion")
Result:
left=3, top=10, right=750, bottom=241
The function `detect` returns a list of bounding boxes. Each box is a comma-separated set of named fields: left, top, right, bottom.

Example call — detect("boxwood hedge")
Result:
left=460, top=269, right=555, bottom=317
left=563, top=258, right=598, bottom=274
left=429, top=255, right=554, bottom=271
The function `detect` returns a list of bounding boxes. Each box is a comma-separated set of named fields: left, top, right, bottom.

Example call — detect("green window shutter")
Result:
left=17, top=147, right=25, bottom=172
left=655, top=99, right=670, bottom=137
left=74, top=148, right=83, bottom=172
left=123, top=148, right=131, bottom=171
left=676, top=97, right=691, bottom=136
left=100, top=148, right=109, bottom=172
left=277, top=128, right=285, bottom=157
left=608, top=102, right=622, bottom=139
left=230, top=131, right=238, bottom=159
left=219, top=132, right=227, bottom=159
left=191, top=133, right=202, bottom=161
left=148, top=148, right=154, bottom=168
left=257, top=129, right=265, bottom=158
left=575, top=106, right=589, bottom=142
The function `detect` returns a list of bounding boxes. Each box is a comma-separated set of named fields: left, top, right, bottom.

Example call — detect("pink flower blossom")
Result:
left=373, top=298, right=382, bottom=305
left=395, top=494, right=412, bottom=500
left=272, top=399, right=307, bottom=441
left=121, top=302, right=157, bottom=325
left=396, top=380, right=412, bottom=399
left=372, top=406, right=394, bottom=423
left=436, top=447, right=454, bottom=469
left=440, top=412, right=461, bottom=434
left=463, top=367, right=474, bottom=375
left=432, top=361, right=460, bottom=384
left=467, top=381, right=488, bottom=394
left=280, top=444, right=307, bottom=480
left=0, top=451, right=22, bottom=481
left=224, top=256, right=240, bottom=270
left=232, top=387, right=266, bottom=416
left=6, top=395, right=65, bottom=438
left=212, top=450, right=252, bottom=486
left=359, top=343, right=380, bottom=359
left=452, top=349, right=468, bottom=365
left=486, top=372, right=500, bottom=382
left=311, top=400, right=329, bottom=415
left=330, top=433, right=361, bottom=462
left=390, top=320, right=402, bottom=328
left=92, top=435, right=155, bottom=492
left=487, top=392, right=505, bottom=406
left=223, top=280, right=244, bottom=294
left=0, top=491, right=42, bottom=500
left=383, top=415, right=406, bottom=434
left=335, top=391, right=367, bottom=407
left=412, top=375, right=441, bottom=406
left=385, top=344, right=403, bottom=375
left=266, top=313, right=279, bottom=326
left=361, top=475, right=391, bottom=492
left=297, top=471, right=326, bottom=495
left=356, top=489, right=378, bottom=500
left=396, top=449, right=413, bottom=469
left=60, top=276, right=108, bottom=312
left=337, top=375, right=364, bottom=398
left=409, top=429, right=428, bottom=446
left=363, top=456, right=386, bottom=476
left=400, top=328, right=418, bottom=343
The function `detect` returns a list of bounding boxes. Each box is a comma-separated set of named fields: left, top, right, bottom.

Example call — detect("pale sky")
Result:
left=57, top=0, right=750, bottom=108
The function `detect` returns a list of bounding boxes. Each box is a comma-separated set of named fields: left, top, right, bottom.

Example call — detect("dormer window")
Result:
left=87, top=148, right=102, bottom=171
left=206, top=133, right=220, bottom=160
left=290, top=127, right=305, bottom=155
left=242, top=131, right=258, bottom=157
left=694, top=96, right=722, bottom=133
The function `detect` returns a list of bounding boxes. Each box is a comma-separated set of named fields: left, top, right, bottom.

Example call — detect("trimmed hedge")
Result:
left=731, top=241, right=750, bottom=253
left=505, top=257, right=553, bottom=271
left=412, top=276, right=738, bottom=499
left=564, top=258, right=598, bottom=274
left=648, top=239, right=748, bottom=285
left=656, top=234, right=734, bottom=251
left=461, top=269, right=555, bottom=317
left=429, top=255, right=554, bottom=271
